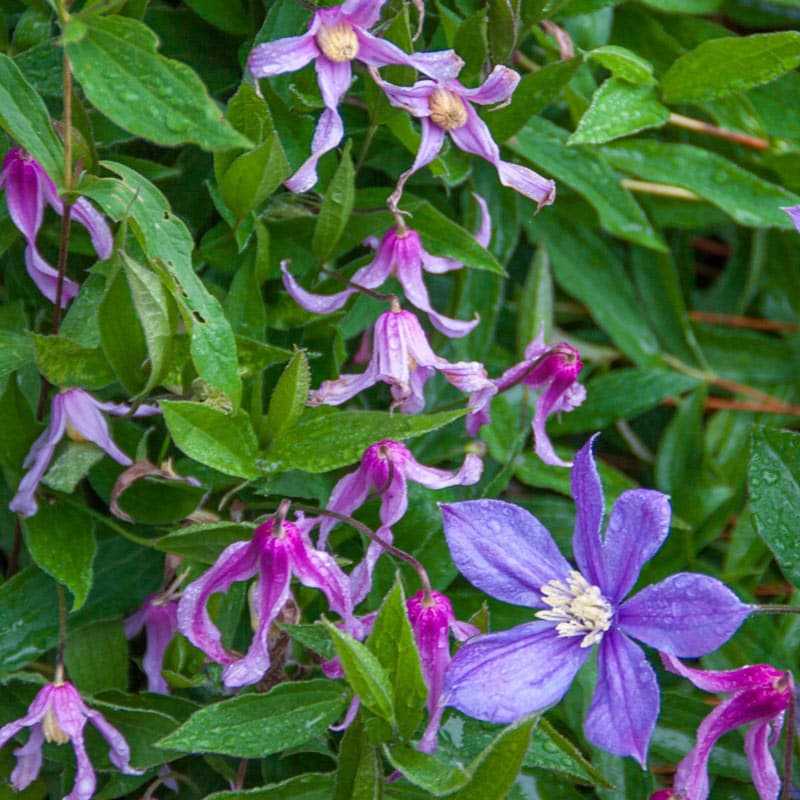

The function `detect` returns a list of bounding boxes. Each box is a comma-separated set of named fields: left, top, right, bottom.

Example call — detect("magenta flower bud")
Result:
left=372, top=66, right=556, bottom=212
left=177, top=517, right=354, bottom=688
left=0, top=148, right=113, bottom=307
left=309, top=306, right=495, bottom=413
left=124, top=594, right=179, bottom=695
left=248, top=0, right=462, bottom=193
left=10, top=389, right=161, bottom=519
left=0, top=679, right=142, bottom=800
left=654, top=654, right=794, bottom=800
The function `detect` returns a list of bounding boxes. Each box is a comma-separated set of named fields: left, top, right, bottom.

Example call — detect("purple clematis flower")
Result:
left=440, top=436, right=753, bottom=765
left=309, top=303, right=494, bottom=413
left=371, top=65, right=556, bottom=212
left=467, top=328, right=585, bottom=466
left=10, top=388, right=160, bottom=518
left=282, top=195, right=490, bottom=337
left=124, top=593, right=179, bottom=695
left=248, top=0, right=462, bottom=193
left=317, top=439, right=482, bottom=603
left=0, top=679, right=141, bottom=800
left=0, top=148, right=113, bottom=307
left=651, top=654, right=794, bottom=800
left=177, top=515, right=353, bottom=688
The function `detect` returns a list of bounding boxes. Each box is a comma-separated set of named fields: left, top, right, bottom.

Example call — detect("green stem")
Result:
left=753, top=605, right=800, bottom=615
left=55, top=582, right=67, bottom=683
left=55, top=491, right=158, bottom=548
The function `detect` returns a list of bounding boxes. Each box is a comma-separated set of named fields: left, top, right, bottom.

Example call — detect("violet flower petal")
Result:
left=391, top=118, right=446, bottom=203
left=745, top=720, right=782, bottom=800
left=281, top=262, right=356, bottom=314
left=340, top=0, right=385, bottom=28
left=286, top=106, right=345, bottom=193
left=531, top=373, right=580, bottom=468
left=69, top=199, right=114, bottom=259
left=308, top=363, right=380, bottom=406
left=141, top=603, right=178, bottom=694
left=24, top=245, right=80, bottom=307
left=458, top=65, right=519, bottom=105
left=407, top=50, right=464, bottom=81
left=10, top=725, right=44, bottom=791
left=403, top=452, right=483, bottom=491
left=248, top=32, right=319, bottom=77
left=570, top=435, right=605, bottom=588
left=495, top=161, right=557, bottom=210
left=584, top=629, right=659, bottom=767
left=349, top=537, right=386, bottom=607
left=63, top=392, right=132, bottom=466
left=85, top=707, right=141, bottom=775
left=441, top=499, right=570, bottom=608
left=444, top=621, right=590, bottom=723
left=472, top=193, right=491, bottom=248
left=660, top=652, right=783, bottom=694
left=3, top=150, right=45, bottom=243
left=319, top=465, right=372, bottom=546
left=0, top=686, right=51, bottom=750
left=618, top=573, right=753, bottom=658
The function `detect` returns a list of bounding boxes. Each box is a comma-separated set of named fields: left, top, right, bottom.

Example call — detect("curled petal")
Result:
left=63, top=392, right=132, bottom=466
left=25, top=245, right=80, bottom=308
left=85, top=708, right=142, bottom=775
left=407, top=50, right=464, bottom=81
left=0, top=686, right=52, bottom=750
left=660, top=653, right=785, bottom=694
left=458, top=65, right=520, bottom=106
left=472, top=193, right=491, bottom=248
left=495, top=161, right=556, bottom=210
left=403, top=451, right=482, bottom=491
left=10, top=725, right=44, bottom=791
left=69, top=198, right=114, bottom=259
left=308, top=364, right=380, bottom=406
left=3, top=151, right=46, bottom=243
left=281, top=262, right=356, bottom=314
left=141, top=603, right=178, bottom=694
left=744, top=720, right=782, bottom=800
left=390, top=118, right=446, bottom=208
left=62, top=727, right=96, bottom=800
left=531, top=374, right=581, bottom=468
left=248, top=33, right=319, bottom=78
left=285, top=106, right=345, bottom=193
left=376, top=77, right=437, bottom=117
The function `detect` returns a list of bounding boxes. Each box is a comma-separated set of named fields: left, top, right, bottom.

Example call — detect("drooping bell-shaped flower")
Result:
left=467, top=328, right=585, bottom=466
left=0, top=679, right=141, bottom=800
left=124, top=593, right=179, bottom=695
left=248, top=0, right=462, bottom=193
left=651, top=655, right=794, bottom=800
left=309, top=303, right=494, bottom=413
left=440, top=436, right=753, bottom=766
left=177, top=516, right=353, bottom=688
left=10, top=389, right=161, bottom=518
left=371, top=66, right=556, bottom=212
left=0, top=148, right=113, bottom=307
left=282, top=195, right=490, bottom=337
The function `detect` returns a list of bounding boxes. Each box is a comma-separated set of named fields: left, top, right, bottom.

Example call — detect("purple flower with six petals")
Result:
left=124, top=593, right=179, bottom=695
left=0, top=148, right=113, bottom=307
left=10, top=389, right=160, bottom=518
left=248, top=0, right=462, bottom=193
left=440, top=436, right=753, bottom=765
left=651, top=654, right=794, bottom=800
left=0, top=679, right=141, bottom=800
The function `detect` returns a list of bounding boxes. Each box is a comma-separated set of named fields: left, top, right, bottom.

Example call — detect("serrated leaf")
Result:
left=205, top=774, right=335, bottom=800
left=265, top=349, right=310, bottom=440
left=32, top=334, right=115, bottom=389
left=586, top=45, right=656, bottom=84
left=281, top=623, right=334, bottom=661
left=313, top=141, right=355, bottom=262
left=64, top=16, right=250, bottom=150
left=384, top=745, right=468, bottom=796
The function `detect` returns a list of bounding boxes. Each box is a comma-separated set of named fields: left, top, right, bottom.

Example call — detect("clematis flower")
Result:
left=282, top=195, right=490, bottom=337
left=0, top=679, right=141, bottom=800
left=10, top=389, right=160, bottom=518
left=0, top=148, right=113, bottom=307
left=309, top=303, right=495, bottom=413
left=440, top=436, right=753, bottom=765
left=651, top=654, right=794, bottom=800
left=124, top=593, right=179, bottom=695
left=317, top=440, right=482, bottom=603
left=177, top=515, right=353, bottom=688
left=371, top=65, right=556, bottom=211
left=467, top=328, right=585, bottom=466
left=248, top=0, right=462, bottom=193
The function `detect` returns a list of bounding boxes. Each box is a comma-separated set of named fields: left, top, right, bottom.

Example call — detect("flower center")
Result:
left=536, top=570, right=612, bottom=648
left=428, top=88, right=468, bottom=131
left=64, top=419, right=87, bottom=443
left=42, top=705, right=70, bottom=745
left=316, top=21, right=359, bottom=62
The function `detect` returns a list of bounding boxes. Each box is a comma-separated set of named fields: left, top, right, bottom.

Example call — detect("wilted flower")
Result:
left=440, top=436, right=753, bottom=765
left=282, top=195, right=490, bottom=337
left=10, top=389, right=160, bottom=518
left=651, top=654, right=794, bottom=800
left=124, top=593, right=179, bottom=695
left=248, top=0, right=462, bottom=193
left=309, top=304, right=494, bottom=413
left=467, top=328, right=585, bottom=466
left=0, top=148, right=113, bottom=307
left=0, top=679, right=141, bottom=800
left=178, top=515, right=353, bottom=688
left=372, top=66, right=556, bottom=211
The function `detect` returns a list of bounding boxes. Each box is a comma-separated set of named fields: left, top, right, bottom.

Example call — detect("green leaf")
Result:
left=236, top=337, right=295, bottom=378
left=156, top=679, right=349, bottom=757
left=80, top=163, right=242, bottom=405
left=205, top=774, right=335, bottom=800
left=264, top=349, right=311, bottom=441
left=156, top=521, right=254, bottom=564
left=510, top=117, right=666, bottom=252
left=43, top=442, right=104, bottom=494
left=488, top=0, right=518, bottom=64
left=569, top=79, right=669, bottom=145
left=367, top=578, right=426, bottom=739
left=602, top=141, right=800, bottom=229
left=313, top=141, right=355, bottom=262
left=516, top=244, right=552, bottom=354
left=65, top=620, right=128, bottom=694
left=384, top=745, right=468, bottom=796
left=22, top=500, right=96, bottom=610
left=262, top=409, right=466, bottom=474
left=161, top=400, right=261, bottom=479
left=63, top=16, right=250, bottom=150
left=334, top=717, right=384, bottom=800
left=0, top=330, right=35, bottom=380
left=655, top=386, right=706, bottom=498
left=661, top=31, right=800, bottom=103
left=586, top=45, right=656, bottom=84
left=281, top=623, right=334, bottom=661
left=749, top=425, right=800, bottom=589
left=184, top=0, right=249, bottom=35
left=324, top=619, right=395, bottom=727
left=0, top=53, right=63, bottom=182
left=32, top=334, right=115, bottom=389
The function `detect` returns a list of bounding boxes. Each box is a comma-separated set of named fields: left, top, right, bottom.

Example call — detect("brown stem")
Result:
left=781, top=674, right=795, bottom=800
left=669, top=112, right=769, bottom=151
left=621, top=179, right=700, bottom=201
left=55, top=582, right=67, bottom=683
left=689, top=310, right=798, bottom=333
left=6, top=519, right=22, bottom=578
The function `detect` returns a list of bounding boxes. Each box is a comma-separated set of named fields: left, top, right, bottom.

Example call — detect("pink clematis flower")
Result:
left=309, top=304, right=494, bottom=413
left=124, top=593, right=179, bottom=695
left=651, top=654, right=794, bottom=800
left=248, top=0, right=462, bottom=193
left=0, top=148, right=113, bottom=307
left=10, top=389, right=160, bottom=518
left=0, top=679, right=141, bottom=800
left=318, top=439, right=482, bottom=603
left=467, top=328, right=585, bottom=467
left=371, top=65, right=556, bottom=212
left=177, top=515, right=354, bottom=688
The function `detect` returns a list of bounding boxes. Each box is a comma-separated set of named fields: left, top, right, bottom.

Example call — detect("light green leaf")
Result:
left=313, top=141, right=355, bottom=262
left=43, top=441, right=104, bottom=493
left=205, top=774, right=335, bottom=800
left=32, top=334, right=115, bottom=389
left=334, top=718, right=384, bottom=800
left=264, top=349, right=310, bottom=441
left=516, top=244, right=552, bottom=354
left=0, top=330, right=35, bottom=380
left=155, top=522, right=255, bottom=564
left=586, top=45, right=656, bottom=84
left=384, top=745, right=469, bottom=796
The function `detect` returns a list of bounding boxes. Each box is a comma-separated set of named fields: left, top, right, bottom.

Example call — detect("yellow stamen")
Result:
left=316, top=22, right=359, bottom=62
left=42, top=706, right=70, bottom=745
left=428, top=88, right=468, bottom=131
